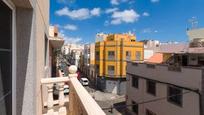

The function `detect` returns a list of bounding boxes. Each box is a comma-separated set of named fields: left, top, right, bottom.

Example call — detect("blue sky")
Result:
left=50, top=0, right=204, bottom=44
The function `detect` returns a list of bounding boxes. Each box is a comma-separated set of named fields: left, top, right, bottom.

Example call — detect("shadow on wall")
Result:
left=16, top=8, right=33, bottom=115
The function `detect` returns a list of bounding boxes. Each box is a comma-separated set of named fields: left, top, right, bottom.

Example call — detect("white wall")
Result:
left=126, top=62, right=202, bottom=115
left=144, top=50, right=154, bottom=60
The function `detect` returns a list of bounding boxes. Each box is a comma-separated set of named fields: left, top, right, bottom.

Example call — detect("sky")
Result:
left=50, top=0, right=204, bottom=44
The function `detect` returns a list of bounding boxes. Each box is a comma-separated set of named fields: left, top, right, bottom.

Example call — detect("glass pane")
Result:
left=0, top=52, right=12, bottom=115
left=0, top=1, right=12, bottom=115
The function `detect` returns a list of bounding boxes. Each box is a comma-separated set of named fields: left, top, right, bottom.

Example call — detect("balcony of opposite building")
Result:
left=41, top=66, right=106, bottom=115
left=49, top=26, right=65, bottom=48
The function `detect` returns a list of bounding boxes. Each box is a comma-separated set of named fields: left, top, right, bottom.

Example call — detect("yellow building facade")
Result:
left=95, top=34, right=144, bottom=94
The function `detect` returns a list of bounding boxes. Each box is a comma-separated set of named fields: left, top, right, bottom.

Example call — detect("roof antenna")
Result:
left=188, top=17, right=198, bottom=30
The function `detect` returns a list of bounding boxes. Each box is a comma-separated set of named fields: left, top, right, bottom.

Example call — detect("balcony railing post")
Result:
left=47, top=84, right=54, bottom=108
left=69, top=82, right=74, bottom=115
left=47, top=84, right=54, bottom=114
left=68, top=65, right=78, bottom=115
left=58, top=83, right=65, bottom=106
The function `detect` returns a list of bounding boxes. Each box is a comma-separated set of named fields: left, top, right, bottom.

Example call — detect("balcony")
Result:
left=49, top=36, right=65, bottom=48
left=41, top=66, right=105, bottom=115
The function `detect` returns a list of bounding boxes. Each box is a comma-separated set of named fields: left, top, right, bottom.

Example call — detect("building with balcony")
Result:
left=81, top=43, right=96, bottom=82
left=62, top=43, right=84, bottom=67
left=0, top=0, right=105, bottom=115
left=95, top=33, right=144, bottom=94
left=126, top=28, right=204, bottom=115
left=48, top=26, right=64, bottom=77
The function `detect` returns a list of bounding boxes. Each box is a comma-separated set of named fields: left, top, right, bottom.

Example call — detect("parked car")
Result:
left=53, top=84, right=59, bottom=100
left=53, top=84, right=69, bottom=99
left=80, top=78, right=89, bottom=86
left=64, top=84, right=69, bottom=95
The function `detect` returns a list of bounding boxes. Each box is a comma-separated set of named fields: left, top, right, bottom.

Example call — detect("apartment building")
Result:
left=95, top=33, right=144, bottom=94
left=81, top=43, right=96, bottom=81
left=0, top=1, right=105, bottom=115
left=0, top=0, right=50, bottom=114
left=48, top=26, right=64, bottom=77
left=126, top=28, right=204, bottom=115
left=141, top=40, right=188, bottom=61
left=62, top=43, right=84, bottom=67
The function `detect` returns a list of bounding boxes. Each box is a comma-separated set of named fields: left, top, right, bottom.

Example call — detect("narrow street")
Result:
left=82, top=78, right=129, bottom=115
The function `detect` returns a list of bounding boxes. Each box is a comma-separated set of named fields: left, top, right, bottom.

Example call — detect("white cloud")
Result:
left=59, top=31, right=82, bottom=43
left=111, top=19, right=122, bottom=25
left=111, top=0, right=119, bottom=5
left=143, top=12, right=150, bottom=17
left=105, top=8, right=119, bottom=14
left=64, top=24, right=77, bottom=31
left=154, top=30, right=158, bottom=33
left=90, top=8, right=101, bottom=16
left=110, top=9, right=140, bottom=25
left=65, top=37, right=82, bottom=43
left=142, top=28, right=158, bottom=33
left=104, top=20, right=110, bottom=26
left=57, top=0, right=75, bottom=4
left=110, top=0, right=134, bottom=5
left=151, top=0, right=159, bottom=3
left=55, top=7, right=101, bottom=20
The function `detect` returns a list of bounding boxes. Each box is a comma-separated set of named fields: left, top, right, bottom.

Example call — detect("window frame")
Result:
left=136, top=51, right=141, bottom=61
left=108, top=65, right=115, bottom=75
left=132, top=101, right=138, bottom=114
left=167, top=86, right=183, bottom=107
left=2, top=0, right=16, bottom=114
left=95, top=51, right=100, bottom=60
left=126, top=51, right=131, bottom=60
left=132, top=75, right=139, bottom=89
left=108, top=51, right=115, bottom=60
left=146, top=80, right=156, bottom=96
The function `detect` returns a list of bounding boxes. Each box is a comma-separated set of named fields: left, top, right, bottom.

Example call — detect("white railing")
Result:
left=41, top=77, right=69, bottom=115
left=41, top=65, right=106, bottom=115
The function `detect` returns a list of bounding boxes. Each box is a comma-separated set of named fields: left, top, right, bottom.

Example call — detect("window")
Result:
left=108, top=65, right=114, bottom=75
left=44, top=35, right=48, bottom=66
left=96, top=65, right=99, bottom=73
left=146, top=80, right=156, bottom=96
left=108, top=51, right=115, bottom=60
left=136, top=51, right=141, bottom=61
left=146, top=109, right=156, bottom=115
left=108, top=51, right=115, bottom=56
left=132, top=76, right=139, bottom=88
left=167, top=86, right=182, bottom=106
left=126, top=51, right=131, bottom=60
left=96, top=51, right=100, bottom=55
left=54, top=32, right=58, bottom=37
left=0, top=1, right=13, bottom=114
left=132, top=101, right=138, bottom=114
left=95, top=51, right=100, bottom=60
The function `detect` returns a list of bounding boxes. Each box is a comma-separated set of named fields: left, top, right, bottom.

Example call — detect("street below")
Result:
left=84, top=82, right=129, bottom=115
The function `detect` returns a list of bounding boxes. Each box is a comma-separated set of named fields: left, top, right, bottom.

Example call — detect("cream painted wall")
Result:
left=35, top=0, right=49, bottom=115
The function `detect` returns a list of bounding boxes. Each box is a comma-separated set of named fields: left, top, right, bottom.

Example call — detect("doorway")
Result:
left=0, top=1, right=13, bottom=115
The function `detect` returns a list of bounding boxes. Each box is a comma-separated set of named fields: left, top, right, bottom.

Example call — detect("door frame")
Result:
left=2, top=0, right=16, bottom=115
